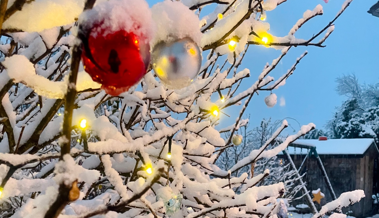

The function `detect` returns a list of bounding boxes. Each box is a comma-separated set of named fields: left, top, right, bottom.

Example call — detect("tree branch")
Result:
left=0, top=0, right=9, bottom=35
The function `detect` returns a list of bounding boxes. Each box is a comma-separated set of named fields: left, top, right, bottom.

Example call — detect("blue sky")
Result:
left=147, top=0, right=379, bottom=132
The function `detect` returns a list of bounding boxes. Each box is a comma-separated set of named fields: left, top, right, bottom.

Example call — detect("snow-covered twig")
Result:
left=312, top=190, right=365, bottom=218
left=78, top=168, right=164, bottom=218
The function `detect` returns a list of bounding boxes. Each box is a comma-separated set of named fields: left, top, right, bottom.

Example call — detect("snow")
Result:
left=2, top=55, right=67, bottom=99
left=2, top=55, right=102, bottom=99
left=289, top=5, right=323, bottom=35
left=286, top=138, right=375, bottom=155
left=201, top=0, right=257, bottom=47
left=151, top=1, right=202, bottom=46
left=101, top=155, right=128, bottom=199
left=1, top=178, right=55, bottom=199
left=10, top=186, right=59, bottom=218
left=296, top=204, right=309, bottom=209
left=54, top=154, right=100, bottom=186
left=263, top=0, right=280, bottom=11
left=76, top=71, right=102, bottom=91
left=0, top=0, right=362, bottom=217
left=0, top=153, right=44, bottom=166
left=79, top=0, right=153, bottom=43
left=82, top=155, right=101, bottom=169
left=39, top=27, right=61, bottom=49
left=3, top=0, right=85, bottom=32
left=312, top=188, right=325, bottom=197
left=0, top=44, right=10, bottom=54
left=186, top=121, right=225, bottom=147
left=329, top=213, right=347, bottom=218
left=312, top=190, right=365, bottom=218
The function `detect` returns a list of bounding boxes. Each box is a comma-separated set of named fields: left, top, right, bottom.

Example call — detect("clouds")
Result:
left=280, top=97, right=286, bottom=107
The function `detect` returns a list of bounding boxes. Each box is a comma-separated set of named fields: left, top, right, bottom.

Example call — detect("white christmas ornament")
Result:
left=265, top=93, right=277, bottom=108
left=232, top=134, right=243, bottom=146
left=152, top=38, right=201, bottom=89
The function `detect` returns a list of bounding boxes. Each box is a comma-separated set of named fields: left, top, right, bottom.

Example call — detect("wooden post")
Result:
left=316, top=156, right=337, bottom=200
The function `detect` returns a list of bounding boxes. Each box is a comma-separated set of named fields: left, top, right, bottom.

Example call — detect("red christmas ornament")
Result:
left=81, top=29, right=150, bottom=96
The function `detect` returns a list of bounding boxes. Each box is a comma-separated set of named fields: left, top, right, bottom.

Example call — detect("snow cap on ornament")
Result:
left=151, top=1, right=201, bottom=48
left=79, top=0, right=154, bottom=96
left=151, top=1, right=202, bottom=89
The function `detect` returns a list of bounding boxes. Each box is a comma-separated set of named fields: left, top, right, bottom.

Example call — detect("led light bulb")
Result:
left=228, top=39, right=238, bottom=51
left=79, top=119, right=87, bottom=129
left=262, top=37, right=268, bottom=44
left=146, top=167, right=153, bottom=174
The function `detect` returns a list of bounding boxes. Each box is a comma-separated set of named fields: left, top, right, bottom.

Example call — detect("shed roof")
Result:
left=284, top=138, right=377, bottom=155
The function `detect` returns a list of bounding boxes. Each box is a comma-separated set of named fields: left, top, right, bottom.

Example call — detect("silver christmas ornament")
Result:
left=152, top=38, right=202, bottom=89
left=165, top=194, right=182, bottom=215
left=157, top=192, right=182, bottom=216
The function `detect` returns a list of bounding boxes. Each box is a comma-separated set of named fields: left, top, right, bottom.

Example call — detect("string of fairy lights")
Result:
left=0, top=6, right=272, bottom=209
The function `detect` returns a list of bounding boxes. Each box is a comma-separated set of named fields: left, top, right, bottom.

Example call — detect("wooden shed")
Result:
left=279, top=138, right=379, bottom=217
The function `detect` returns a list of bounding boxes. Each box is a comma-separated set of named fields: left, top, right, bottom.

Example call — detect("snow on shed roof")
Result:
left=284, top=138, right=377, bottom=155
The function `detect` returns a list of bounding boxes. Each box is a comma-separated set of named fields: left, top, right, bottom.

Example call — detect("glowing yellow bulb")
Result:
left=79, top=119, right=87, bottom=129
left=146, top=167, right=153, bottom=175
left=58, top=113, right=62, bottom=116
left=167, top=153, right=172, bottom=159
left=257, top=32, right=273, bottom=47
left=262, top=37, right=268, bottom=44
left=217, top=13, right=223, bottom=20
left=220, top=96, right=225, bottom=102
left=210, top=105, right=220, bottom=117
left=77, top=139, right=80, bottom=142
left=260, top=14, right=266, bottom=21
left=134, top=40, right=138, bottom=44
left=228, top=40, right=237, bottom=51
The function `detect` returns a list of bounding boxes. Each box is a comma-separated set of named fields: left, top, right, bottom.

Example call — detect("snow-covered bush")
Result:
left=216, top=118, right=305, bottom=202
